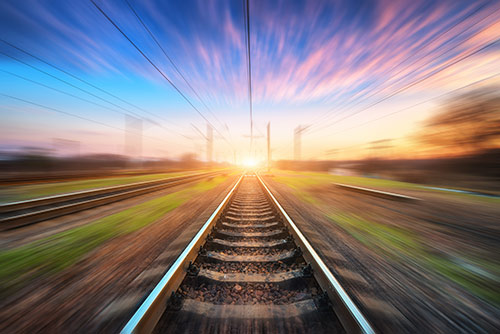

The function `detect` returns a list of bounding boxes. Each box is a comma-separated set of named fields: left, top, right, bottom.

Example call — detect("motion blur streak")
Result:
left=0, top=0, right=499, bottom=333
left=1, top=0, right=499, bottom=160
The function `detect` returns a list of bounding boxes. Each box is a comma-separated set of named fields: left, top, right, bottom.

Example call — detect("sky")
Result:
left=0, top=0, right=499, bottom=162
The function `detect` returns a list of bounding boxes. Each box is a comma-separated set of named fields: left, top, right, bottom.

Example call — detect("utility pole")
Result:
left=192, top=123, right=217, bottom=165
left=125, top=114, right=142, bottom=165
left=267, top=122, right=271, bottom=171
left=206, top=123, right=213, bottom=163
left=294, top=125, right=309, bottom=161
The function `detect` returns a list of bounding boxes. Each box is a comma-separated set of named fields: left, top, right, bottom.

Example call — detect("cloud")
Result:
left=1, top=0, right=498, bottom=115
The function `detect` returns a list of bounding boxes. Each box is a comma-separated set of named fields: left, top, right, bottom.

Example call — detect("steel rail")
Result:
left=257, top=173, right=375, bottom=334
left=121, top=172, right=374, bottom=333
left=121, top=174, right=244, bottom=334
left=334, top=183, right=420, bottom=201
left=0, top=171, right=218, bottom=213
left=0, top=171, right=223, bottom=230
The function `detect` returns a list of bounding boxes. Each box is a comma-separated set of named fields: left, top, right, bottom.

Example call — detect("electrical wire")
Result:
left=307, top=36, right=500, bottom=135
left=0, top=38, right=178, bottom=128
left=1, top=93, right=193, bottom=148
left=0, top=53, right=191, bottom=139
left=124, top=0, right=227, bottom=130
left=91, top=0, right=234, bottom=151
left=306, top=4, right=499, bottom=131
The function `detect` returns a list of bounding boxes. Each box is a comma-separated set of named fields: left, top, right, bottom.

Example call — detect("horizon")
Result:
left=1, top=0, right=499, bottom=163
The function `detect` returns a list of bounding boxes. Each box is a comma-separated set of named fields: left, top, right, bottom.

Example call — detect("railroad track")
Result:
left=122, top=173, right=374, bottom=334
left=0, top=170, right=223, bottom=231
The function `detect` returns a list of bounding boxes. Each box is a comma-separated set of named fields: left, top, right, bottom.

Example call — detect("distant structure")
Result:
left=294, top=125, right=308, bottom=161
left=52, top=138, right=81, bottom=157
left=125, top=114, right=142, bottom=159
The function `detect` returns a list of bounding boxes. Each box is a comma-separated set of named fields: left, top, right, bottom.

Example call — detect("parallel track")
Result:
left=122, top=173, right=374, bottom=334
left=0, top=170, right=222, bottom=231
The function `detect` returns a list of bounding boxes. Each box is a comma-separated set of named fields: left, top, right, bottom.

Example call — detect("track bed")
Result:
left=153, top=176, right=344, bottom=333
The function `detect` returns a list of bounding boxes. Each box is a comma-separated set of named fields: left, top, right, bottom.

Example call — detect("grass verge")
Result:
left=328, top=212, right=500, bottom=306
left=0, top=169, right=222, bottom=203
left=270, top=173, right=499, bottom=305
left=274, top=169, right=421, bottom=189
left=272, top=170, right=500, bottom=204
left=0, top=175, right=228, bottom=295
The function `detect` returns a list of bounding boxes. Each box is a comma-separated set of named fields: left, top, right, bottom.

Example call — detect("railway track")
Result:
left=0, top=170, right=223, bottom=231
left=122, top=173, right=374, bottom=334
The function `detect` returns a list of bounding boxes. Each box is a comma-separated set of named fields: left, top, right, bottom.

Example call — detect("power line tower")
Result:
left=243, top=131, right=263, bottom=160
left=125, top=114, right=142, bottom=160
left=191, top=123, right=214, bottom=164
left=267, top=122, right=271, bottom=171
left=294, top=125, right=308, bottom=161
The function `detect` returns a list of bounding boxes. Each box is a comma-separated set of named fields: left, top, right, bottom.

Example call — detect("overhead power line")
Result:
left=307, top=36, right=500, bottom=135
left=242, top=0, right=253, bottom=153
left=328, top=72, right=500, bottom=137
left=0, top=51, right=144, bottom=118
left=0, top=38, right=176, bottom=127
left=91, top=0, right=234, bottom=151
left=0, top=52, right=190, bottom=139
left=2, top=93, right=122, bottom=131
left=273, top=69, right=499, bottom=158
left=1, top=69, right=124, bottom=117
left=124, top=0, right=226, bottom=130
left=1, top=93, right=193, bottom=148
left=306, top=4, right=499, bottom=132
left=299, top=73, right=500, bottom=160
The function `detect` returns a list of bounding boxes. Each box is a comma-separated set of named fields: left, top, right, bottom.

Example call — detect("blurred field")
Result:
left=272, top=170, right=500, bottom=204
left=0, top=169, right=221, bottom=203
left=0, top=175, right=228, bottom=295
left=269, top=169, right=500, bottom=306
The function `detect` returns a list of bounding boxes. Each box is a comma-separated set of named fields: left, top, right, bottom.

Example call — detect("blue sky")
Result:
left=1, top=0, right=499, bottom=161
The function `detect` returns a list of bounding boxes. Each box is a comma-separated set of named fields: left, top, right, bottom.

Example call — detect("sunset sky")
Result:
left=1, top=0, right=499, bottom=162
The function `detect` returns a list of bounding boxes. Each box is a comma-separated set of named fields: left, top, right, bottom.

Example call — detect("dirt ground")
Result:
left=0, top=175, right=239, bottom=334
left=262, top=174, right=499, bottom=333
left=1, top=171, right=498, bottom=333
left=1, top=176, right=222, bottom=250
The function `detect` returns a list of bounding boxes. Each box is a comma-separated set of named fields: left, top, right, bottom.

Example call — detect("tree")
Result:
left=418, top=88, right=500, bottom=154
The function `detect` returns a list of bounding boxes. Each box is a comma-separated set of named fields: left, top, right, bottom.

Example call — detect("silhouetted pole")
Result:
left=294, top=125, right=309, bottom=161
left=125, top=114, right=142, bottom=166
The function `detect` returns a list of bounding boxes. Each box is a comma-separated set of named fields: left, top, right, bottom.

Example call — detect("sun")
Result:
left=242, top=158, right=258, bottom=168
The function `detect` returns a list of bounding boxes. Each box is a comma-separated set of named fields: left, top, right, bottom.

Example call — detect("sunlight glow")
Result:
left=242, top=158, right=258, bottom=168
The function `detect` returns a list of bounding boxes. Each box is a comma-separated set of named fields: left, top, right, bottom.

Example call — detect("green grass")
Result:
left=272, top=170, right=500, bottom=204
left=271, top=175, right=323, bottom=204
left=417, top=187, right=500, bottom=204
left=327, top=212, right=500, bottom=306
left=0, top=169, right=219, bottom=203
left=0, top=175, right=228, bottom=294
left=271, top=171, right=500, bottom=304
left=275, top=170, right=421, bottom=190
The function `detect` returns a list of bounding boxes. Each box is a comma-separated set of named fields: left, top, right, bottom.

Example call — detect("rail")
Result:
left=0, top=170, right=224, bottom=230
left=121, top=174, right=244, bottom=334
left=120, top=173, right=375, bottom=334
left=261, top=175, right=375, bottom=333
left=334, top=183, right=420, bottom=202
